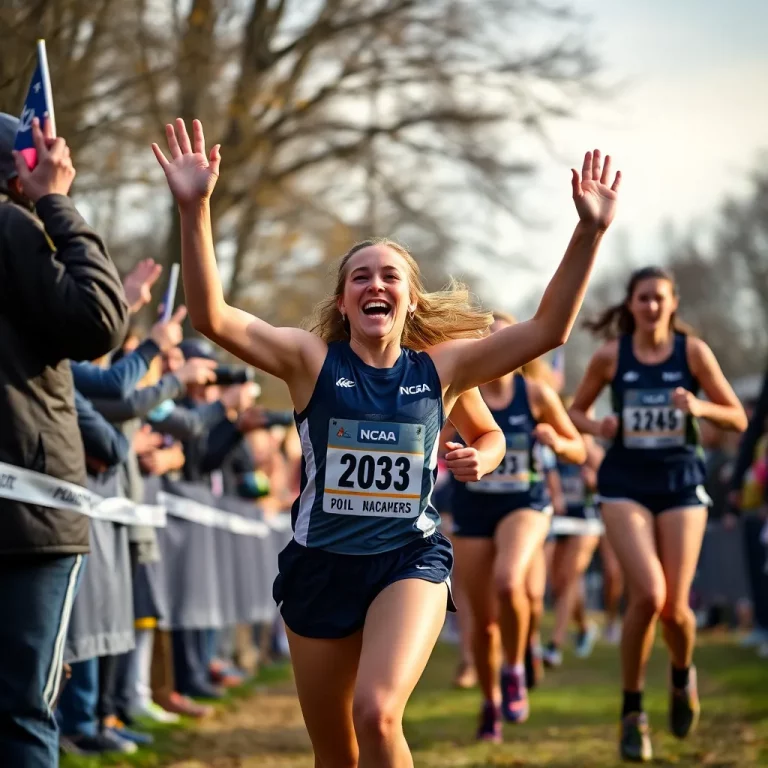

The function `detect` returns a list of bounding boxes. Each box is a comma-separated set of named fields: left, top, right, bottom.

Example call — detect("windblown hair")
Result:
left=583, top=265, right=696, bottom=340
left=309, top=238, right=493, bottom=350
left=490, top=310, right=555, bottom=385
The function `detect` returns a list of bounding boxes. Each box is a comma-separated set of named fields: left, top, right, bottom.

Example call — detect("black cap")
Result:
left=0, top=112, right=20, bottom=188
left=178, top=338, right=218, bottom=361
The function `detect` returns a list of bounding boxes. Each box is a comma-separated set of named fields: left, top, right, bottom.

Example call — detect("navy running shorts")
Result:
left=597, top=485, right=711, bottom=516
left=451, top=500, right=553, bottom=539
left=553, top=504, right=601, bottom=539
left=273, top=532, right=455, bottom=639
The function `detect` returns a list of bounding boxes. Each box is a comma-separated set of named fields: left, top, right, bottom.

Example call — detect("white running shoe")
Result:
left=132, top=700, right=180, bottom=724
left=604, top=620, right=622, bottom=646
left=574, top=621, right=599, bottom=659
left=542, top=645, right=563, bottom=668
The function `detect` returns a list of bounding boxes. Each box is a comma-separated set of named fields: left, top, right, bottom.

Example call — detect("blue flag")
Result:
left=14, top=40, right=56, bottom=170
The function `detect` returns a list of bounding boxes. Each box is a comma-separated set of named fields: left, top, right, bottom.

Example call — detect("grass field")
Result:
left=62, top=629, right=768, bottom=767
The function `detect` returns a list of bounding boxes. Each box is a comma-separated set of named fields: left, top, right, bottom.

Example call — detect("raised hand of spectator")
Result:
left=149, top=306, right=187, bottom=352
left=123, top=259, right=162, bottom=314
left=133, top=424, right=164, bottom=456
left=12, top=117, right=75, bottom=202
left=175, top=358, right=217, bottom=387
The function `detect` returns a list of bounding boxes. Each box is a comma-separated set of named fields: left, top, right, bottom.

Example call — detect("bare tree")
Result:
left=2, top=0, right=601, bottom=318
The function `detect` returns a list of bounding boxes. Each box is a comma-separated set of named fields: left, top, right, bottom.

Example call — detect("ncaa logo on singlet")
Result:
left=399, top=383, right=431, bottom=395
left=336, top=377, right=355, bottom=388
left=357, top=422, right=400, bottom=444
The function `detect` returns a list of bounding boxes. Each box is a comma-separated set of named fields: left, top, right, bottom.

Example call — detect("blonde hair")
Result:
left=308, top=238, right=492, bottom=350
left=490, top=310, right=555, bottom=385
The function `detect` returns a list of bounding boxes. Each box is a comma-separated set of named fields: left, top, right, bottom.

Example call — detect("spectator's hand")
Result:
left=672, top=387, right=702, bottom=417
left=85, top=456, right=108, bottom=475
left=176, top=358, right=217, bottom=386
left=443, top=441, right=483, bottom=482
left=236, top=406, right=268, bottom=433
left=123, top=259, right=162, bottom=314
left=133, top=424, right=163, bottom=456
left=599, top=415, right=619, bottom=440
left=139, top=445, right=185, bottom=475
left=149, top=306, right=187, bottom=352
left=12, top=117, right=76, bottom=202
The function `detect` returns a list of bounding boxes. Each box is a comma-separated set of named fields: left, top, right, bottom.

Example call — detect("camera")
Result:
left=263, top=410, right=294, bottom=428
left=210, top=366, right=256, bottom=386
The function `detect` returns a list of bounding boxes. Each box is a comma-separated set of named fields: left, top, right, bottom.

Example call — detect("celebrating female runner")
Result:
left=153, top=119, right=619, bottom=767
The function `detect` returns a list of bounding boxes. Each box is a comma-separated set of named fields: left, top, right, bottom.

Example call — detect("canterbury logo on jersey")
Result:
left=336, top=378, right=355, bottom=388
left=399, top=384, right=431, bottom=395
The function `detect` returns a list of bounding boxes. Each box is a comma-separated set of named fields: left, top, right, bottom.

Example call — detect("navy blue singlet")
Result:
left=557, top=461, right=594, bottom=515
left=598, top=333, right=705, bottom=496
left=452, top=375, right=549, bottom=517
left=290, top=341, right=444, bottom=555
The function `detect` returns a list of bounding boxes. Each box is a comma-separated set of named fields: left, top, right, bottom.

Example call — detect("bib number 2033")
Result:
left=324, top=419, right=425, bottom=518
left=338, top=453, right=410, bottom=492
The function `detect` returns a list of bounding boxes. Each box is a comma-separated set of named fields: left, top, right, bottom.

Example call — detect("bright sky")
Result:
left=480, top=0, right=768, bottom=310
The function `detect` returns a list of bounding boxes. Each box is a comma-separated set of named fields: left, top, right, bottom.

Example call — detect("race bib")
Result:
left=324, top=418, right=424, bottom=518
left=561, top=472, right=585, bottom=505
left=468, top=434, right=530, bottom=493
left=623, top=389, right=684, bottom=449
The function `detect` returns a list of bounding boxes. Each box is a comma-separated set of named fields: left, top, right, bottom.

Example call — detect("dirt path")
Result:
left=164, top=681, right=314, bottom=768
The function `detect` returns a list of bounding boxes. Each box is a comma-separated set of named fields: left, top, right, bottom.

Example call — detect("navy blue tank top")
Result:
left=452, top=375, right=549, bottom=515
left=290, top=341, right=444, bottom=555
left=557, top=461, right=595, bottom=513
left=598, top=333, right=705, bottom=495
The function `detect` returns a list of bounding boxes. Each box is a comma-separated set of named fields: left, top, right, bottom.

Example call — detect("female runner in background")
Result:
left=449, top=313, right=587, bottom=741
left=569, top=266, right=746, bottom=763
left=542, top=406, right=603, bottom=667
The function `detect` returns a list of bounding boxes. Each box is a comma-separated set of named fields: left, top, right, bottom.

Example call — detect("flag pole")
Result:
left=36, top=39, right=56, bottom=136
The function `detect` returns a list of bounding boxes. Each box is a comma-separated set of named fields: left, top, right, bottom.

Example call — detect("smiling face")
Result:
left=338, top=245, right=416, bottom=344
left=627, top=276, right=679, bottom=335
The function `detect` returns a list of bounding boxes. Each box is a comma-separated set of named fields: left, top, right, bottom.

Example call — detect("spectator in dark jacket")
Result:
left=0, top=113, right=129, bottom=766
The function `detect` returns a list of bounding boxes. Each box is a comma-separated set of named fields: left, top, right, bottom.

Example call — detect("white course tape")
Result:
left=0, top=460, right=166, bottom=526
left=0, top=462, right=319, bottom=538
left=549, top=516, right=605, bottom=536
left=158, top=492, right=271, bottom=538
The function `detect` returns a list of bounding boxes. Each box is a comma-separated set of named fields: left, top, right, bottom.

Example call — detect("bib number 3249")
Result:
left=324, top=419, right=425, bottom=518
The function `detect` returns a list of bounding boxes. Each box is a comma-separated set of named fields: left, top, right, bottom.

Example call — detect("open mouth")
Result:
left=362, top=299, right=392, bottom=318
